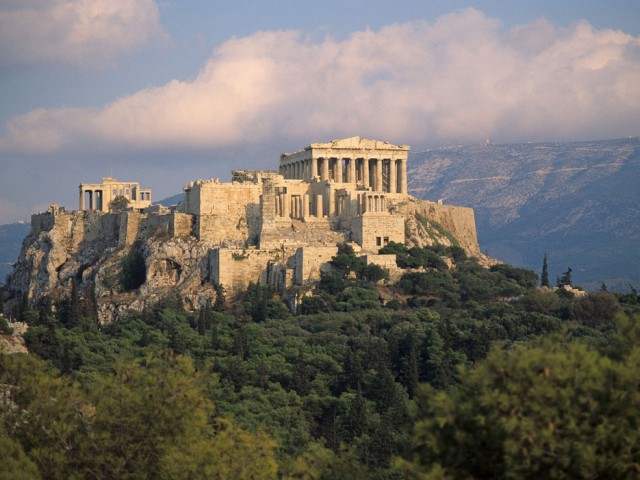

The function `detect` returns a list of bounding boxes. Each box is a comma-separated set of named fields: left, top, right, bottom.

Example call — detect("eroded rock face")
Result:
left=137, top=236, right=216, bottom=314
left=90, top=235, right=217, bottom=322
left=10, top=224, right=216, bottom=323
left=7, top=196, right=483, bottom=323
left=0, top=320, right=28, bottom=354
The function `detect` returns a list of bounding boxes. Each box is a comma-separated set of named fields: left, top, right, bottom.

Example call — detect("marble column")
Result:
left=336, top=158, right=343, bottom=183
left=321, top=158, right=328, bottom=181
left=363, top=158, right=370, bottom=187
left=315, top=194, right=323, bottom=217
left=389, top=159, right=397, bottom=193
left=348, top=158, right=356, bottom=183
left=400, top=159, right=408, bottom=194
left=375, top=159, right=383, bottom=192
left=303, top=194, right=309, bottom=217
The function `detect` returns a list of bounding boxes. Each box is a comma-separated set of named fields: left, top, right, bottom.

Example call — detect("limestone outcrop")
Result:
left=4, top=137, right=484, bottom=322
left=0, top=320, right=28, bottom=354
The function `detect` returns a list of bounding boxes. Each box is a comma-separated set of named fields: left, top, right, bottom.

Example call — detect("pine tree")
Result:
left=557, top=267, right=573, bottom=288
left=345, top=388, right=368, bottom=439
left=541, top=254, right=550, bottom=288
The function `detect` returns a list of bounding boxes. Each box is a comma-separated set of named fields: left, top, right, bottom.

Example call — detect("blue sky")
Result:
left=0, top=0, right=639, bottom=223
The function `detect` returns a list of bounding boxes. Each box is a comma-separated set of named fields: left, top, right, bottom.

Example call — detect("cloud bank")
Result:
left=0, top=0, right=162, bottom=67
left=1, top=8, right=639, bottom=153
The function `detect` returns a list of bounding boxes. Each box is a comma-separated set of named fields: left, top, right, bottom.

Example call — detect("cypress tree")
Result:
left=69, top=279, right=80, bottom=328
left=541, top=254, right=550, bottom=288
left=406, top=336, right=420, bottom=398
left=196, top=308, right=206, bottom=336
left=292, top=348, right=311, bottom=396
left=213, top=284, right=226, bottom=312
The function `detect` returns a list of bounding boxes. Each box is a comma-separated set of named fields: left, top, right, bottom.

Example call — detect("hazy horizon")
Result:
left=1, top=1, right=639, bottom=224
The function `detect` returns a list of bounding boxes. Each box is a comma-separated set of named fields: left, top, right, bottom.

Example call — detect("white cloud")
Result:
left=1, top=7, right=639, bottom=153
left=0, top=0, right=162, bottom=67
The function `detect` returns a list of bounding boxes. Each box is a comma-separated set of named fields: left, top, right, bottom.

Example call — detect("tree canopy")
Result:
left=3, top=242, right=640, bottom=477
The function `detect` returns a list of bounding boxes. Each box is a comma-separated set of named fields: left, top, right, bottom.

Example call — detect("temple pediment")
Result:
left=310, top=136, right=409, bottom=151
left=279, top=136, right=409, bottom=195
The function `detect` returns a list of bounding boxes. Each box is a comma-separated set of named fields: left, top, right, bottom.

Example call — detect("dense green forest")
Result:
left=2, top=242, right=640, bottom=479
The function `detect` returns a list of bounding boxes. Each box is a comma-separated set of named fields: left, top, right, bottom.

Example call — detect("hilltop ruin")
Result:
left=7, top=137, right=480, bottom=321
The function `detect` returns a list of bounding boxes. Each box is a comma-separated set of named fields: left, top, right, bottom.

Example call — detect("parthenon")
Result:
left=79, top=177, right=152, bottom=212
left=279, top=136, right=409, bottom=193
left=182, top=137, right=409, bottom=253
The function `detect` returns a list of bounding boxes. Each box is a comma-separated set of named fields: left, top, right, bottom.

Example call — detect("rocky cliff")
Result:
left=7, top=208, right=215, bottom=323
left=5, top=198, right=480, bottom=323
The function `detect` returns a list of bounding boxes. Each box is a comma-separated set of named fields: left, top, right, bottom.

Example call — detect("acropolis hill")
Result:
left=8, top=137, right=480, bottom=322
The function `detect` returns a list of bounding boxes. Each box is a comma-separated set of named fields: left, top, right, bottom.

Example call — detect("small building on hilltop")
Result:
left=79, top=177, right=152, bottom=212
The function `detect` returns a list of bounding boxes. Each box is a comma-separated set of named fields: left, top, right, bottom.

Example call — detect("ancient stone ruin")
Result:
left=8, top=137, right=481, bottom=322
left=79, top=177, right=152, bottom=212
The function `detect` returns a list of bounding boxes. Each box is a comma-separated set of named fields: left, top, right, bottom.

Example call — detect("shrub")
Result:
left=120, top=248, right=146, bottom=291
left=490, top=264, right=538, bottom=289
left=0, top=316, right=13, bottom=335
left=570, top=292, right=621, bottom=327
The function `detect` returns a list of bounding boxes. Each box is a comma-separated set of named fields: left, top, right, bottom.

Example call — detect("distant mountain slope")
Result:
left=0, top=222, right=30, bottom=285
left=157, top=193, right=183, bottom=207
left=408, top=137, right=640, bottom=290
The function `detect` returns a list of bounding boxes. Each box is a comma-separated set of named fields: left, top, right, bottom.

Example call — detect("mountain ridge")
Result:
left=2, top=138, right=637, bottom=291
left=408, top=137, right=640, bottom=290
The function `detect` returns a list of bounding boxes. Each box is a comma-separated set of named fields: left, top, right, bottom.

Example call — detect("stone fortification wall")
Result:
left=118, top=212, right=194, bottom=247
left=294, top=246, right=339, bottom=285
left=171, top=213, right=193, bottom=237
left=11, top=210, right=121, bottom=300
left=197, top=207, right=260, bottom=246
left=231, top=170, right=279, bottom=183
left=350, top=214, right=405, bottom=252
left=362, top=254, right=398, bottom=270
left=211, top=248, right=284, bottom=295
left=31, top=210, right=55, bottom=232
left=391, top=198, right=480, bottom=255
left=260, top=217, right=347, bottom=250
left=118, top=212, right=142, bottom=247
left=29, top=209, right=121, bottom=252
left=69, top=211, right=120, bottom=250
left=185, top=180, right=262, bottom=215
left=185, top=181, right=262, bottom=244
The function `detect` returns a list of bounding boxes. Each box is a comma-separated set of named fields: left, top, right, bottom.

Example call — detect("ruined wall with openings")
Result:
left=350, top=214, right=405, bottom=252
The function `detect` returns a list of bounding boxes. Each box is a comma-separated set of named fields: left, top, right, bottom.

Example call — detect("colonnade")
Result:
left=79, top=189, right=104, bottom=211
left=79, top=178, right=152, bottom=212
left=279, top=157, right=408, bottom=194
left=274, top=193, right=310, bottom=220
